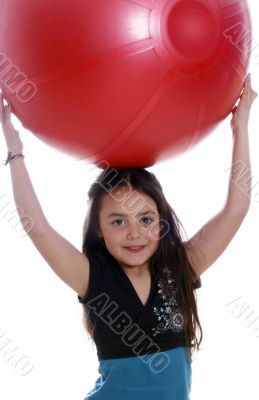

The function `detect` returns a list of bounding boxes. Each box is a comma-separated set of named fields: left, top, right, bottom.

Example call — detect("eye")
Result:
left=141, top=216, right=153, bottom=225
left=111, top=218, right=124, bottom=226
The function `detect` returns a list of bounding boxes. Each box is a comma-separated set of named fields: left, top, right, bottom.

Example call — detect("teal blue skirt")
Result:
left=84, top=347, right=192, bottom=400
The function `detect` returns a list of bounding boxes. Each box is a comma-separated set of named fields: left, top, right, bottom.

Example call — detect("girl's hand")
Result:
left=0, top=91, right=23, bottom=154
left=230, top=73, right=258, bottom=134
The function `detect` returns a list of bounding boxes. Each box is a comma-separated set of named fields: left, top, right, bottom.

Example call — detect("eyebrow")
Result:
left=106, top=210, right=158, bottom=219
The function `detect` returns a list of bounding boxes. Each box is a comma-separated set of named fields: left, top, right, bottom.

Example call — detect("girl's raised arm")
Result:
left=184, top=74, right=258, bottom=278
left=0, top=92, right=49, bottom=235
left=0, top=91, right=90, bottom=299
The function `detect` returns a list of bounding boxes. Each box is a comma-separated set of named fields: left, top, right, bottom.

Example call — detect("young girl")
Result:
left=0, top=74, right=257, bottom=399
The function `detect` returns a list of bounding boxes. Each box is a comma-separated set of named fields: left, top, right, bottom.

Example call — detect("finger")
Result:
left=0, top=93, right=12, bottom=113
left=0, top=96, right=6, bottom=121
left=232, top=104, right=238, bottom=113
left=241, top=74, right=250, bottom=92
left=245, top=73, right=251, bottom=90
left=239, top=79, right=248, bottom=99
left=4, top=99, right=11, bottom=111
left=243, top=79, right=249, bottom=94
left=5, top=102, right=12, bottom=113
left=0, top=92, right=3, bottom=109
left=0, top=91, right=6, bottom=104
left=239, top=77, right=250, bottom=100
left=245, top=79, right=250, bottom=92
left=2, top=103, right=11, bottom=124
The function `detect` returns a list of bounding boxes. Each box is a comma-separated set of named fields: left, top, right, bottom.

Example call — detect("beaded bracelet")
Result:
left=3, top=151, right=25, bottom=166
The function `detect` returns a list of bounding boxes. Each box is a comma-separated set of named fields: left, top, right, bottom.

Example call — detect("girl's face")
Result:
left=98, top=187, right=161, bottom=271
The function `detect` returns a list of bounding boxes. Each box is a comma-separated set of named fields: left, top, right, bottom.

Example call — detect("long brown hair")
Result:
left=80, top=167, right=203, bottom=361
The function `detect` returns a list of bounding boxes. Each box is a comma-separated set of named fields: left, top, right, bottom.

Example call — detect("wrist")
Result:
left=2, top=150, right=25, bottom=166
left=7, top=147, right=24, bottom=154
left=232, top=126, right=249, bottom=136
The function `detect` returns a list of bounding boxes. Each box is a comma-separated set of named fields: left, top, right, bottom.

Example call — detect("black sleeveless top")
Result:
left=77, top=251, right=202, bottom=361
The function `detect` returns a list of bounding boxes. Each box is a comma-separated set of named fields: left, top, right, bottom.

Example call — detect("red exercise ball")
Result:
left=0, top=0, right=252, bottom=168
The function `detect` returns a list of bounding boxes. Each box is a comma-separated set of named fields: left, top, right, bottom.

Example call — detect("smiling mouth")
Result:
left=124, top=245, right=146, bottom=253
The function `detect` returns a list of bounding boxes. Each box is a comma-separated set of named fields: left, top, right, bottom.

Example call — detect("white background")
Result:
left=0, top=2, right=258, bottom=399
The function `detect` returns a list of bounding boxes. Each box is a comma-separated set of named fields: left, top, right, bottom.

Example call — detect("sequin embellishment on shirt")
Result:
left=151, top=268, right=184, bottom=337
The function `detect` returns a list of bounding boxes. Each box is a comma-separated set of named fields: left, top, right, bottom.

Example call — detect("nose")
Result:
left=126, top=218, right=142, bottom=240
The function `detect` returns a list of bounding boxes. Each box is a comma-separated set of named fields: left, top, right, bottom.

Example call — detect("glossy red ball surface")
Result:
left=0, top=0, right=252, bottom=168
